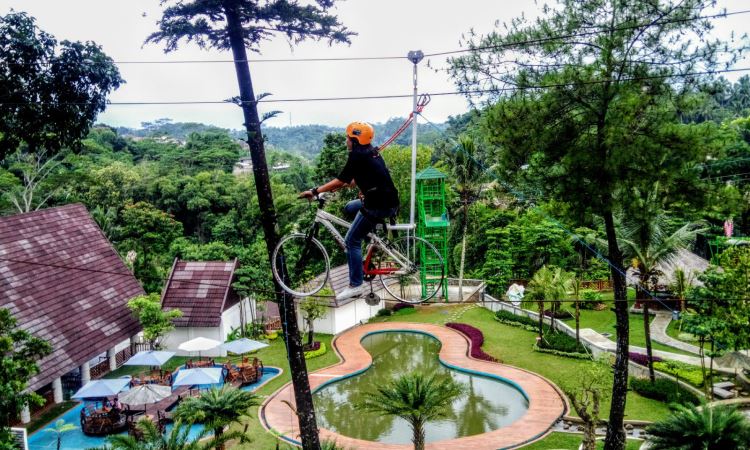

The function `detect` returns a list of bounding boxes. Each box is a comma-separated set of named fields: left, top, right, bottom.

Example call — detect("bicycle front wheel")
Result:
left=272, top=233, right=330, bottom=297
left=376, top=236, right=444, bottom=304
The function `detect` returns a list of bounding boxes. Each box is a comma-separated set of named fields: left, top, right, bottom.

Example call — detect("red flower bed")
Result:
left=445, top=322, right=499, bottom=362
left=629, top=352, right=662, bottom=366
left=393, top=302, right=415, bottom=312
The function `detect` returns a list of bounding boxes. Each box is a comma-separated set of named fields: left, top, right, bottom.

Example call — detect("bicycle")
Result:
left=271, top=194, right=445, bottom=304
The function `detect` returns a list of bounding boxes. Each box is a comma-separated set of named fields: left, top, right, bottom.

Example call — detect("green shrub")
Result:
left=495, top=310, right=540, bottom=328
left=580, top=290, right=603, bottom=309
left=532, top=344, right=591, bottom=359
left=304, top=341, right=327, bottom=359
left=538, top=332, right=589, bottom=354
left=265, top=331, right=279, bottom=340
left=376, top=308, right=392, bottom=317
left=653, top=361, right=705, bottom=387
left=393, top=307, right=417, bottom=316
left=630, top=377, right=701, bottom=405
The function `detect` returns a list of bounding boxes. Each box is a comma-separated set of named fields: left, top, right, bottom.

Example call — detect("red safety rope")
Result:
left=378, top=94, right=431, bottom=152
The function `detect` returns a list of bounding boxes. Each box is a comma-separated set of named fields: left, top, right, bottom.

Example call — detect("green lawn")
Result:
left=523, top=432, right=642, bottom=450
left=559, top=304, right=696, bottom=357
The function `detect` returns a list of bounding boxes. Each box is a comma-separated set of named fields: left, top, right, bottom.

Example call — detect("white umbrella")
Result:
left=177, top=337, right=221, bottom=356
left=118, top=384, right=171, bottom=406
left=172, top=368, right=223, bottom=387
left=124, top=350, right=176, bottom=367
left=72, top=379, right=130, bottom=399
left=220, top=338, right=268, bottom=355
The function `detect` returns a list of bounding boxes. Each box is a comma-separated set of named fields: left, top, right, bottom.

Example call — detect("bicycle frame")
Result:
left=309, top=208, right=413, bottom=276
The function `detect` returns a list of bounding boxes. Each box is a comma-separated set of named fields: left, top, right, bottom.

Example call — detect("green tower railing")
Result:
left=416, top=167, right=449, bottom=300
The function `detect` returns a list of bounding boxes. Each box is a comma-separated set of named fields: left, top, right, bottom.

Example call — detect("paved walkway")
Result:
left=579, top=328, right=710, bottom=366
left=259, top=322, right=566, bottom=450
left=649, top=312, right=701, bottom=354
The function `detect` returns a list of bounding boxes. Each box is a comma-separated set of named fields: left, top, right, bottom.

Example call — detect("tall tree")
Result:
left=619, top=186, right=706, bottom=382
left=147, top=4, right=353, bottom=446
left=446, top=136, right=482, bottom=301
left=0, top=309, right=52, bottom=444
left=127, top=294, right=183, bottom=350
left=0, top=11, right=122, bottom=159
left=562, top=358, right=611, bottom=450
left=448, top=2, right=740, bottom=447
left=356, top=373, right=464, bottom=450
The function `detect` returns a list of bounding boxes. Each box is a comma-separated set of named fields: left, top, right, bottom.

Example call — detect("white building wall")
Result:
left=221, top=302, right=243, bottom=341
left=162, top=327, right=226, bottom=357
left=300, top=297, right=384, bottom=335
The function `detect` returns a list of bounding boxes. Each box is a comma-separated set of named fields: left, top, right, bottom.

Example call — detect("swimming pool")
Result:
left=313, top=332, right=529, bottom=444
left=28, top=367, right=281, bottom=450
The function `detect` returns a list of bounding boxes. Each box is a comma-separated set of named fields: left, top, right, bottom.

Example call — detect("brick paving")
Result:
left=260, top=322, right=566, bottom=449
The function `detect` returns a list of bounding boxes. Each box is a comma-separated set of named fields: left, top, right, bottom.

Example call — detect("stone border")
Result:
left=260, top=322, right=566, bottom=449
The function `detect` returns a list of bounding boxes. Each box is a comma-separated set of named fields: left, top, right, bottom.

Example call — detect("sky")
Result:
left=1, top=0, right=748, bottom=130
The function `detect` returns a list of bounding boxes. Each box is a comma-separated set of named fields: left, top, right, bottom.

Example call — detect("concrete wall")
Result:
left=299, top=297, right=384, bottom=335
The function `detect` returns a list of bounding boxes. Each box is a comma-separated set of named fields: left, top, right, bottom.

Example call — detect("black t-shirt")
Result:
left=337, top=146, right=399, bottom=210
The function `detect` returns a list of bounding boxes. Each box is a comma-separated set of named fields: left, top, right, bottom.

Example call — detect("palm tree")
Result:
left=446, top=135, right=482, bottom=301
left=173, top=385, right=259, bottom=450
left=619, top=189, right=706, bottom=382
left=646, top=403, right=750, bottom=450
left=527, top=265, right=574, bottom=337
left=43, top=419, right=78, bottom=450
left=94, top=418, right=245, bottom=450
left=356, top=372, right=465, bottom=450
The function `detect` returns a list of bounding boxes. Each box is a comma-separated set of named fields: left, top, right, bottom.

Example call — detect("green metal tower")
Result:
left=416, top=167, right=449, bottom=300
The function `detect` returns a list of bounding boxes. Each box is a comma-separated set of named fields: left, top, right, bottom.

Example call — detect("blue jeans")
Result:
left=343, top=199, right=397, bottom=287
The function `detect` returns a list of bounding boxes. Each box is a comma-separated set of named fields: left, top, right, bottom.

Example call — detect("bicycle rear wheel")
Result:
left=272, top=233, right=330, bottom=297
left=375, top=236, right=444, bottom=304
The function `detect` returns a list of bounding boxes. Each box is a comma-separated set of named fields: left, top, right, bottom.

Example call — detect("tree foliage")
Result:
left=0, top=11, right=122, bottom=159
left=0, top=308, right=52, bottom=445
left=127, top=294, right=182, bottom=350
left=646, top=403, right=750, bottom=450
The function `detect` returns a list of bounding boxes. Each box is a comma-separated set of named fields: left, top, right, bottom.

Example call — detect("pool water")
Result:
left=27, top=367, right=281, bottom=450
left=313, top=332, right=529, bottom=444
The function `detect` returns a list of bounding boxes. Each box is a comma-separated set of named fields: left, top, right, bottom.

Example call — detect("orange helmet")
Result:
left=346, top=121, right=375, bottom=145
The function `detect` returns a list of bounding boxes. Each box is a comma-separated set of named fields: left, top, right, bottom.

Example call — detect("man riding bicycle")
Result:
left=300, top=121, right=399, bottom=301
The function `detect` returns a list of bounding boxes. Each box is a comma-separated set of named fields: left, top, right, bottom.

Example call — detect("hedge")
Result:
left=653, top=361, right=705, bottom=387
left=538, top=332, right=589, bottom=354
left=630, top=377, right=701, bottom=405
left=304, top=342, right=327, bottom=359
left=393, top=302, right=415, bottom=312
left=446, top=322, right=499, bottom=362
left=532, top=344, right=591, bottom=360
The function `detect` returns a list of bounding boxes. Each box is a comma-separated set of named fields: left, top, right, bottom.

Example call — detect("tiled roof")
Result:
left=161, top=259, right=239, bottom=328
left=0, top=204, right=144, bottom=391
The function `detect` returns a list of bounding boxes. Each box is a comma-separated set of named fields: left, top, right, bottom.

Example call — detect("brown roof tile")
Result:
left=0, top=204, right=144, bottom=391
left=161, top=259, right=239, bottom=328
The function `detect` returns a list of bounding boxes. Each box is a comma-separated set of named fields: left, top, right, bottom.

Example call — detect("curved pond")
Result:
left=313, top=332, right=529, bottom=445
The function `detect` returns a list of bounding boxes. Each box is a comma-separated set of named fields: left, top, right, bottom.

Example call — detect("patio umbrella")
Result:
left=72, top=378, right=130, bottom=399
left=177, top=337, right=221, bottom=359
left=119, top=384, right=171, bottom=406
left=172, top=368, right=223, bottom=387
left=220, top=338, right=268, bottom=355
left=124, top=350, right=176, bottom=367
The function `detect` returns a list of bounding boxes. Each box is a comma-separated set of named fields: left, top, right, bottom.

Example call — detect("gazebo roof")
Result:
left=161, top=259, right=239, bottom=327
left=0, top=204, right=143, bottom=391
left=416, top=167, right=446, bottom=180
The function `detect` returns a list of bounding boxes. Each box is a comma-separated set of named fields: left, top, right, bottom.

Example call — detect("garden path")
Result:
left=649, top=312, right=701, bottom=354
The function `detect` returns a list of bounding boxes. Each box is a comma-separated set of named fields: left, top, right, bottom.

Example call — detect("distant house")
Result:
left=296, top=265, right=385, bottom=335
left=0, top=204, right=144, bottom=423
left=160, top=259, right=248, bottom=357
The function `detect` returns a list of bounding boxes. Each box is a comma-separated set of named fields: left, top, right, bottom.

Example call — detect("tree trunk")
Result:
left=215, top=427, right=224, bottom=450
left=412, top=421, right=426, bottom=450
left=458, top=222, right=468, bottom=302
left=709, top=338, right=715, bottom=401
left=698, top=337, right=709, bottom=398
left=576, top=299, right=581, bottom=344
left=642, top=298, right=655, bottom=382
left=307, top=321, right=314, bottom=347
left=537, top=300, right=544, bottom=339
left=582, top=421, right=597, bottom=450
left=222, top=2, right=319, bottom=449
left=603, top=211, right=628, bottom=450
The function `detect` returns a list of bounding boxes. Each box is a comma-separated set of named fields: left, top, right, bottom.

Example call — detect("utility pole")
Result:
left=407, top=50, right=424, bottom=232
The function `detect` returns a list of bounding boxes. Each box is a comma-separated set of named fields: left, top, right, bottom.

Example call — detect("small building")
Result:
left=0, top=204, right=144, bottom=423
left=160, top=259, right=247, bottom=357
left=296, top=265, right=385, bottom=335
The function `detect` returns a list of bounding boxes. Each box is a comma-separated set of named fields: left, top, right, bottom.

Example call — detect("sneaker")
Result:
left=336, top=285, right=365, bottom=302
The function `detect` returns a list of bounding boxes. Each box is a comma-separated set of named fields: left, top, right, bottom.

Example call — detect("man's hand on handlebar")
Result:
left=298, top=190, right=314, bottom=199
